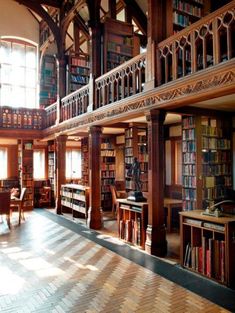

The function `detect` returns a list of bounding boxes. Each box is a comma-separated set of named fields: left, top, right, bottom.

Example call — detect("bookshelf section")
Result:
left=81, top=137, right=89, bottom=186
left=182, top=115, right=232, bottom=211
left=173, top=0, right=204, bottom=31
left=18, top=140, right=34, bottom=209
left=125, top=125, right=148, bottom=192
left=48, top=141, right=55, bottom=205
left=67, top=54, right=90, bottom=93
left=101, top=137, right=116, bottom=210
left=102, top=18, right=136, bottom=73
left=61, top=184, right=89, bottom=219
left=40, top=55, right=57, bottom=108
left=180, top=210, right=235, bottom=288
left=117, top=199, right=148, bottom=249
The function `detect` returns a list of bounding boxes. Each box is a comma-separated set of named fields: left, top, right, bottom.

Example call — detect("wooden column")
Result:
left=108, top=0, right=116, bottom=19
left=55, top=135, right=67, bottom=214
left=57, top=56, right=66, bottom=99
left=87, top=126, right=103, bottom=229
left=145, top=109, right=167, bottom=256
left=88, top=21, right=102, bottom=78
left=145, top=0, right=167, bottom=90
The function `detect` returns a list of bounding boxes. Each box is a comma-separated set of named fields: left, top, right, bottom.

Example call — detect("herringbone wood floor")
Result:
left=0, top=212, right=230, bottom=313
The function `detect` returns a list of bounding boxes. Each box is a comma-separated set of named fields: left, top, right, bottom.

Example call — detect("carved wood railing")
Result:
left=94, top=53, right=146, bottom=109
left=157, top=1, right=235, bottom=85
left=60, top=84, right=90, bottom=122
left=0, top=106, right=45, bottom=130
left=45, top=101, right=57, bottom=128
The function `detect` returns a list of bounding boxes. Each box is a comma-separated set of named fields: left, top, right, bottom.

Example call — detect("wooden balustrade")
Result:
left=157, top=1, right=235, bottom=85
left=45, top=102, right=57, bottom=128
left=60, top=85, right=89, bottom=122
left=0, top=106, right=45, bottom=130
left=94, top=53, right=146, bottom=109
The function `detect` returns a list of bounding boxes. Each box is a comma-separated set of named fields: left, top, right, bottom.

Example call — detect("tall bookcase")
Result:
left=18, top=140, right=34, bottom=210
left=101, top=137, right=116, bottom=210
left=81, top=137, right=89, bottom=186
left=67, top=54, right=90, bottom=94
left=102, top=18, right=137, bottom=73
left=182, top=115, right=232, bottom=211
left=40, top=55, right=57, bottom=108
left=48, top=141, right=56, bottom=205
left=125, top=124, right=148, bottom=192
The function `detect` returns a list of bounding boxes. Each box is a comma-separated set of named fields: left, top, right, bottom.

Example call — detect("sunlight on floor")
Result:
left=0, top=267, right=25, bottom=295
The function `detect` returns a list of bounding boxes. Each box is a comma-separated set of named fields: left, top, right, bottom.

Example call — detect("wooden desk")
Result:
left=164, top=198, right=182, bottom=232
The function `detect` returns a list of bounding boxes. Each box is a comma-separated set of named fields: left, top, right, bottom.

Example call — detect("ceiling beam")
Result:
left=74, top=14, right=89, bottom=39
left=122, top=0, right=147, bottom=35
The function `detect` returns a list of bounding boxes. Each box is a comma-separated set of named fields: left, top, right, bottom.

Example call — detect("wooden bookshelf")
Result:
left=125, top=124, right=148, bottom=192
left=18, top=140, right=34, bottom=210
left=180, top=210, right=235, bottom=288
left=101, top=137, right=116, bottom=210
left=48, top=141, right=55, bottom=205
left=40, top=55, right=57, bottom=108
left=81, top=137, right=89, bottom=186
left=67, top=54, right=90, bottom=93
left=61, top=184, right=89, bottom=219
left=182, top=115, right=232, bottom=211
left=102, top=18, right=137, bottom=73
left=117, top=199, right=148, bottom=249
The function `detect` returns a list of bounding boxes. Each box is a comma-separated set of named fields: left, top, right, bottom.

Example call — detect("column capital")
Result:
left=55, top=134, right=67, bottom=143
left=88, top=125, right=103, bottom=135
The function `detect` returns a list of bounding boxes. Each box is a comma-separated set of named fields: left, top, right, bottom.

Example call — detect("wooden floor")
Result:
left=0, top=212, right=231, bottom=313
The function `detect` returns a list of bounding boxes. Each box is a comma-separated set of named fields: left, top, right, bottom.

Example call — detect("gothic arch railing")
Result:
left=94, top=53, right=146, bottom=109
left=158, top=1, right=235, bottom=85
left=45, top=101, right=57, bottom=127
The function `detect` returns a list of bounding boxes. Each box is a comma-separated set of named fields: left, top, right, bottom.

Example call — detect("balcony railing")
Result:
left=95, top=53, right=146, bottom=109
left=0, top=106, right=45, bottom=130
left=60, top=84, right=90, bottom=122
left=158, top=1, right=235, bottom=85
left=45, top=101, right=57, bottom=127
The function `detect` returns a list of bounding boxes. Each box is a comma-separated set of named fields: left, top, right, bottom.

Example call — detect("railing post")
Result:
left=56, top=98, right=61, bottom=125
left=213, top=18, right=220, bottom=65
left=88, top=74, right=94, bottom=112
left=191, top=31, right=197, bottom=73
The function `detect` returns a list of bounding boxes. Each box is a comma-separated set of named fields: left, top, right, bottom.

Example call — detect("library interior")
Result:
left=0, top=0, right=235, bottom=312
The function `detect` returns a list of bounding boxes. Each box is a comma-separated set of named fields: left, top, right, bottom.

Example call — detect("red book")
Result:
left=198, top=246, right=203, bottom=273
left=206, top=249, right=211, bottom=277
left=220, top=240, right=225, bottom=283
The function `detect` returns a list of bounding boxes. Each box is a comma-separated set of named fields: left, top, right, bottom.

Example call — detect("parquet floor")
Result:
left=0, top=212, right=231, bottom=313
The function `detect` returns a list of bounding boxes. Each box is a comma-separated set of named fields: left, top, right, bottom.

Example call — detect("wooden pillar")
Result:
left=145, top=109, right=167, bottom=256
left=108, top=0, right=116, bottom=19
left=55, top=135, right=67, bottom=214
left=57, top=56, right=66, bottom=99
left=88, top=21, right=102, bottom=78
left=145, top=0, right=167, bottom=90
left=87, top=126, right=103, bottom=229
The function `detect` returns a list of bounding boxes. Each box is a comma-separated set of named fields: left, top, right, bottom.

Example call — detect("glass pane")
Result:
left=0, top=85, right=11, bottom=106
left=0, top=64, right=12, bottom=84
left=0, top=40, right=11, bottom=64
left=12, top=42, right=25, bottom=66
left=26, top=46, right=36, bottom=68
left=13, top=86, right=25, bottom=107
left=0, top=148, right=7, bottom=179
left=12, top=66, right=25, bottom=86
left=26, top=69, right=36, bottom=87
left=26, top=88, right=36, bottom=108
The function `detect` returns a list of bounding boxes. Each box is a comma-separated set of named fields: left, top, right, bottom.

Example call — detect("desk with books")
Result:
left=180, top=210, right=235, bottom=288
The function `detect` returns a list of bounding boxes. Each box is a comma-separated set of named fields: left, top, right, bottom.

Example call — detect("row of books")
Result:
left=182, top=116, right=195, bottom=129
left=70, top=74, right=89, bottom=84
left=101, top=193, right=111, bottom=200
left=101, top=150, right=115, bottom=157
left=173, top=1, right=202, bottom=18
left=182, top=175, right=196, bottom=188
left=119, top=219, right=141, bottom=246
left=183, top=141, right=196, bottom=153
left=202, top=151, right=231, bottom=163
left=70, top=67, right=89, bottom=75
left=107, top=42, right=133, bottom=55
left=184, top=238, right=225, bottom=282
left=101, top=164, right=115, bottom=171
left=202, top=138, right=231, bottom=150
left=101, top=171, right=115, bottom=178
left=203, top=186, right=228, bottom=201
left=183, top=164, right=196, bottom=176
left=182, top=200, right=196, bottom=211
left=138, top=145, right=148, bottom=154
left=183, top=188, right=196, bottom=201
left=183, top=152, right=196, bottom=164
left=201, top=125, right=223, bottom=137
left=101, top=156, right=115, bottom=163
left=125, top=128, right=133, bottom=138
left=173, top=12, right=191, bottom=27
left=203, top=175, right=232, bottom=188
left=71, top=57, right=89, bottom=68
left=202, top=163, right=231, bottom=176
left=107, top=52, right=131, bottom=64
left=182, top=128, right=195, bottom=140
left=101, top=142, right=114, bottom=149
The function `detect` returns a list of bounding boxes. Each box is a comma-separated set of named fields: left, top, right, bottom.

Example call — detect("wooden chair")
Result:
left=0, top=191, right=11, bottom=229
left=110, top=185, right=127, bottom=216
left=10, top=187, right=27, bottom=225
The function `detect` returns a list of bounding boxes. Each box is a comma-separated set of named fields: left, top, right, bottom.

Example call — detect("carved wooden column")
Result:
left=145, top=109, right=167, bottom=256
left=87, top=126, right=103, bottom=229
left=55, top=135, right=67, bottom=214
left=145, top=0, right=167, bottom=90
left=57, top=56, right=66, bottom=99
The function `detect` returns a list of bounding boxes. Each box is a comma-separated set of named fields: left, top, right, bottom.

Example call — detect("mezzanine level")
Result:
left=0, top=1, right=235, bottom=138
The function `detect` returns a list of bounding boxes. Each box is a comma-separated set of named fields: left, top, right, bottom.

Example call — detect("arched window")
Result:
left=0, top=38, right=38, bottom=108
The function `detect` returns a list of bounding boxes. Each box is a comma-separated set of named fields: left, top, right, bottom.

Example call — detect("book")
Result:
left=184, top=218, right=202, bottom=226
